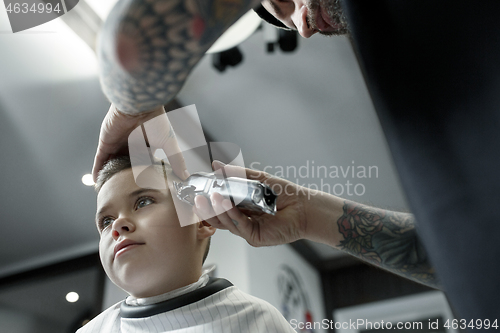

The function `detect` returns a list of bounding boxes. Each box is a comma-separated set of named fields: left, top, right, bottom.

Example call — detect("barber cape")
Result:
left=77, top=278, right=296, bottom=332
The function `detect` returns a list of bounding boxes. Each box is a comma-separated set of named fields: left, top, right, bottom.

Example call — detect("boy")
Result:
left=78, top=156, right=296, bottom=332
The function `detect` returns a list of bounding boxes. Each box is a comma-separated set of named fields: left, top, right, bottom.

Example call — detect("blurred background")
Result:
left=0, top=1, right=455, bottom=332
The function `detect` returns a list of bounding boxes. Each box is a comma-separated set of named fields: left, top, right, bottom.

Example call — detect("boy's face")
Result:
left=96, top=168, right=211, bottom=298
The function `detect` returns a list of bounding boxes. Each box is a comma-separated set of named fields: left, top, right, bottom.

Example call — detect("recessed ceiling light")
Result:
left=66, top=292, right=79, bottom=303
left=82, top=174, right=95, bottom=186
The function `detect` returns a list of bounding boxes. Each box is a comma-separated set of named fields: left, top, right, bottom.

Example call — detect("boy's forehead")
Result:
left=97, top=170, right=135, bottom=207
left=97, top=168, right=168, bottom=205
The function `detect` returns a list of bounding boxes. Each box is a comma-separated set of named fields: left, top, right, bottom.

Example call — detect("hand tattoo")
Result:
left=337, top=201, right=439, bottom=288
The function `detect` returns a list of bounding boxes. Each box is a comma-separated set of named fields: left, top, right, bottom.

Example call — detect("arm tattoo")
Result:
left=98, top=0, right=258, bottom=113
left=336, top=201, right=439, bottom=288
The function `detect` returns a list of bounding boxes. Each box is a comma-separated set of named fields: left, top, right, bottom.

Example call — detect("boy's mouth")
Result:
left=114, top=239, right=144, bottom=258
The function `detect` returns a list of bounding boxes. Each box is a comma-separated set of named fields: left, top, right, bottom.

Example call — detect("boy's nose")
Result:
left=111, top=217, right=136, bottom=240
left=293, top=5, right=316, bottom=38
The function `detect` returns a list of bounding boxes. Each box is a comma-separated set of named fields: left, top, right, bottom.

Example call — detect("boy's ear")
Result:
left=197, top=220, right=216, bottom=240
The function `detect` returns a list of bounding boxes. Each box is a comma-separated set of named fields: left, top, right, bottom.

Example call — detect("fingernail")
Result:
left=182, top=170, right=190, bottom=180
left=213, top=160, right=226, bottom=169
left=211, top=197, right=216, bottom=207
left=222, top=199, right=232, bottom=211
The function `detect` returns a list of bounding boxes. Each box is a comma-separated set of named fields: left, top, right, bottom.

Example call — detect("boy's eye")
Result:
left=100, top=217, right=115, bottom=231
left=136, top=197, right=154, bottom=209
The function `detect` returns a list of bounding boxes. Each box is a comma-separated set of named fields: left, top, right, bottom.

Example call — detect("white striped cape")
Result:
left=77, top=278, right=297, bottom=333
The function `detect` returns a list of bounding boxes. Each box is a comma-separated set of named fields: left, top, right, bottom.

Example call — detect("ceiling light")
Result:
left=66, top=292, right=79, bottom=303
left=82, top=174, right=95, bottom=186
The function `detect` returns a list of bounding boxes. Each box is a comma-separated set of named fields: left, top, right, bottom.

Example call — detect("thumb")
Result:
left=212, top=160, right=267, bottom=182
left=212, top=160, right=226, bottom=171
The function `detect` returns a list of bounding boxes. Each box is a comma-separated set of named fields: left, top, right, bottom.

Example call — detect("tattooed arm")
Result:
left=193, top=164, right=439, bottom=289
left=331, top=200, right=438, bottom=288
left=303, top=191, right=439, bottom=288
left=92, top=0, right=260, bottom=179
left=98, top=0, right=260, bottom=113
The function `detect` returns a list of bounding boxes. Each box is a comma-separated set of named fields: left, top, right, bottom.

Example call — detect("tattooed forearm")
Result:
left=336, top=201, right=439, bottom=288
left=98, top=0, right=259, bottom=113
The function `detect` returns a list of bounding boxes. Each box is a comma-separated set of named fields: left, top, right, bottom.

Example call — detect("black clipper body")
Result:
left=173, top=172, right=277, bottom=215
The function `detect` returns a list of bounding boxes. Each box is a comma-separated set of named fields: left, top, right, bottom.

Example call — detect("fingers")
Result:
left=92, top=104, right=140, bottom=182
left=193, top=195, right=227, bottom=230
left=92, top=102, right=190, bottom=182
left=164, top=143, right=190, bottom=181
left=209, top=194, right=241, bottom=236
left=92, top=105, right=117, bottom=182
left=217, top=197, right=256, bottom=238
left=137, top=109, right=189, bottom=180
left=92, top=148, right=107, bottom=183
left=212, top=160, right=267, bottom=183
left=193, top=193, right=253, bottom=238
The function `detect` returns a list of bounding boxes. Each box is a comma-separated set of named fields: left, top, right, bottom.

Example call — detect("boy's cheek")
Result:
left=99, top=251, right=115, bottom=281
left=98, top=239, right=113, bottom=268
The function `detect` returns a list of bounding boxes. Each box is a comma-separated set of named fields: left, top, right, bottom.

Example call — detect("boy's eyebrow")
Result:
left=95, top=188, right=163, bottom=223
left=128, top=188, right=163, bottom=199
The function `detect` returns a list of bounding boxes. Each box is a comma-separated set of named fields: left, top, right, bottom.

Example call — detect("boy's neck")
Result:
left=126, top=266, right=214, bottom=306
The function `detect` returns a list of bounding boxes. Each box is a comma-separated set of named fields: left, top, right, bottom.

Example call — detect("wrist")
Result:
left=303, top=189, right=345, bottom=246
left=115, top=105, right=165, bottom=117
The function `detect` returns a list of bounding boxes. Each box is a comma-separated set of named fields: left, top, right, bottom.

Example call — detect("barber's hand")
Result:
left=92, top=104, right=189, bottom=182
left=193, top=161, right=310, bottom=247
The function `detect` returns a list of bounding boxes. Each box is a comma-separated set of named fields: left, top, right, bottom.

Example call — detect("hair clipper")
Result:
left=173, top=172, right=277, bottom=215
